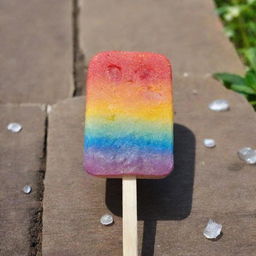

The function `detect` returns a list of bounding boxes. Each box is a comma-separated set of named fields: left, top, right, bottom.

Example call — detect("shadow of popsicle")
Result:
left=105, top=123, right=196, bottom=256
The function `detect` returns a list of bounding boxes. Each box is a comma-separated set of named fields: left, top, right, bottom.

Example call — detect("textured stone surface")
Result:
left=80, top=0, right=244, bottom=75
left=43, top=80, right=256, bottom=255
left=0, top=0, right=73, bottom=104
left=0, top=104, right=46, bottom=256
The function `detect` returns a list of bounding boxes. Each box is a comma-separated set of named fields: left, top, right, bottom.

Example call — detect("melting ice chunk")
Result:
left=23, top=185, right=32, bottom=194
left=7, top=122, right=22, bottom=133
left=100, top=214, right=114, bottom=226
left=203, top=219, right=222, bottom=240
left=238, top=147, right=256, bottom=164
left=208, top=99, right=229, bottom=112
left=203, top=138, right=216, bottom=148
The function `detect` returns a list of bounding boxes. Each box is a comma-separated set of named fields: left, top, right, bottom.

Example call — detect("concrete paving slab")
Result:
left=42, top=76, right=256, bottom=255
left=79, top=0, right=244, bottom=75
left=0, top=104, right=46, bottom=256
left=173, top=76, right=256, bottom=215
left=0, top=0, right=74, bottom=104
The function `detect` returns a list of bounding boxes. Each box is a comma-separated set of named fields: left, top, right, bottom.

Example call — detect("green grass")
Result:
left=214, top=0, right=256, bottom=109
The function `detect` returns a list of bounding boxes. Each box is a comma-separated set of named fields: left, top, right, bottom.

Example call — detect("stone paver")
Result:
left=80, top=0, right=244, bottom=75
left=42, top=76, right=256, bottom=255
left=0, top=104, right=46, bottom=256
left=0, top=0, right=73, bottom=104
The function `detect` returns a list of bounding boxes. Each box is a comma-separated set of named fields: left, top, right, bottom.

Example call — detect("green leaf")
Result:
left=215, top=6, right=229, bottom=15
left=248, top=21, right=256, bottom=33
left=242, top=48, right=256, bottom=71
left=213, top=73, right=245, bottom=88
left=245, top=70, right=256, bottom=90
left=230, top=84, right=256, bottom=95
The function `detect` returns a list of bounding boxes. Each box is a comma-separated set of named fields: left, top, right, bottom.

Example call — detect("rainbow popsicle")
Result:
left=84, top=51, right=173, bottom=178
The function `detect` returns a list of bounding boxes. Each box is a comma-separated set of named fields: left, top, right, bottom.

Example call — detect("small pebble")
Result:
left=208, top=99, right=230, bottom=112
left=183, top=72, right=189, bottom=77
left=100, top=214, right=114, bottom=226
left=23, top=185, right=32, bottom=194
left=203, top=138, right=216, bottom=148
left=203, top=219, right=222, bottom=240
left=238, top=147, right=256, bottom=164
left=201, top=161, right=205, bottom=166
left=7, top=123, right=22, bottom=133
left=192, top=89, right=198, bottom=95
left=47, top=105, right=52, bottom=114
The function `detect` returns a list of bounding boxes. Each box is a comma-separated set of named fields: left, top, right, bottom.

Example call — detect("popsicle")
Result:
left=84, top=51, right=173, bottom=256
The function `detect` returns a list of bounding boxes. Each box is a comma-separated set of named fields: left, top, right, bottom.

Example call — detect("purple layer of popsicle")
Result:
left=84, top=149, right=173, bottom=177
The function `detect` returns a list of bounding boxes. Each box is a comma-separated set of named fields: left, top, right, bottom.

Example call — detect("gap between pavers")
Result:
left=43, top=76, right=256, bottom=255
left=0, top=104, right=46, bottom=256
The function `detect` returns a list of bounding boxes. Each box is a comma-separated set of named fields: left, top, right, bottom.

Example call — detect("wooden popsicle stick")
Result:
left=122, top=176, right=138, bottom=256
